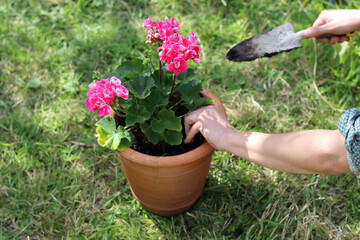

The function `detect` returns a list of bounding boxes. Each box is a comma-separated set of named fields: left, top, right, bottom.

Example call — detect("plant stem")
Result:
left=168, top=99, right=182, bottom=110
left=113, top=109, right=126, bottom=118
left=159, top=59, right=162, bottom=85
left=170, top=74, right=176, bottom=96
left=149, top=59, right=155, bottom=71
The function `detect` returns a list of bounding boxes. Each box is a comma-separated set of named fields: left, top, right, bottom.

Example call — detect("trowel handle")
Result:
left=318, top=31, right=357, bottom=38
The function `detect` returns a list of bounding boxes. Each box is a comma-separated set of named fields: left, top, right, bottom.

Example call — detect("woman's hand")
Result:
left=304, top=9, right=360, bottom=44
left=184, top=104, right=235, bottom=151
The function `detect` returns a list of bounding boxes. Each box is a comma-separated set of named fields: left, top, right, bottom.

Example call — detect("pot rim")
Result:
left=116, top=141, right=214, bottom=167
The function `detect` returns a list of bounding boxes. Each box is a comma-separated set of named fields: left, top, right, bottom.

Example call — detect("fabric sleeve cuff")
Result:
left=338, top=108, right=360, bottom=177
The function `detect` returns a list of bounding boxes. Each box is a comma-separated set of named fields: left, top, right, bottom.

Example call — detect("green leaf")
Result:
left=178, top=80, right=213, bottom=110
left=116, top=131, right=134, bottom=151
left=152, top=69, right=173, bottom=93
left=164, top=130, right=183, bottom=145
left=150, top=109, right=182, bottom=133
left=126, top=74, right=155, bottom=99
left=96, top=126, right=120, bottom=150
left=96, top=116, right=116, bottom=133
left=95, top=117, right=134, bottom=151
left=140, top=122, right=162, bottom=145
left=125, top=104, right=151, bottom=126
left=178, top=80, right=202, bottom=103
left=176, top=68, right=195, bottom=81
left=116, top=59, right=145, bottom=78
left=102, top=72, right=124, bottom=80
left=183, top=97, right=215, bottom=111
left=117, top=95, right=133, bottom=109
left=142, top=88, right=169, bottom=115
left=144, top=88, right=168, bottom=107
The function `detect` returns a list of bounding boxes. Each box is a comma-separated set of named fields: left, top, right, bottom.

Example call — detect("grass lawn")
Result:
left=1, top=0, right=360, bottom=239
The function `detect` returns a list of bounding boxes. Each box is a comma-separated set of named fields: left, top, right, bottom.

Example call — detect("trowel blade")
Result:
left=226, top=23, right=304, bottom=62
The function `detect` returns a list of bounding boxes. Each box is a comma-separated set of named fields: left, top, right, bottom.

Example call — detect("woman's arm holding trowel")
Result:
left=184, top=90, right=350, bottom=175
left=304, top=9, right=360, bottom=44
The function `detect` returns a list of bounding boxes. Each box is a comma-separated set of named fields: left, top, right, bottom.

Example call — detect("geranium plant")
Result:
left=85, top=16, right=213, bottom=156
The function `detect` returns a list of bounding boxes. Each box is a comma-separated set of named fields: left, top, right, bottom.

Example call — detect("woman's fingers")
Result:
left=184, top=121, right=202, bottom=144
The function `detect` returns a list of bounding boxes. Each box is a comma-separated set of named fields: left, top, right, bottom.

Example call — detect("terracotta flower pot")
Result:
left=115, top=89, right=226, bottom=217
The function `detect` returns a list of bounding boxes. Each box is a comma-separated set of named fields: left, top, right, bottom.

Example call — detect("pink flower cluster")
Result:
left=85, top=77, right=128, bottom=116
left=143, top=17, right=201, bottom=75
left=143, top=16, right=179, bottom=43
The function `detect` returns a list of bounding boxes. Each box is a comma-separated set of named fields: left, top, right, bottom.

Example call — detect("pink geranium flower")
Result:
left=147, top=17, right=200, bottom=75
left=143, top=16, right=181, bottom=43
left=97, top=104, right=112, bottom=117
left=159, top=37, right=181, bottom=63
left=142, top=17, right=156, bottom=29
left=85, top=76, right=128, bottom=116
left=115, top=85, right=129, bottom=100
left=168, top=17, right=179, bottom=33
left=85, top=96, right=99, bottom=112
left=157, top=21, right=173, bottom=41
left=167, top=57, right=187, bottom=75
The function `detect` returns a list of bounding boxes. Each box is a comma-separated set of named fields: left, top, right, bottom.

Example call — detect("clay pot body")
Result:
left=116, top=142, right=214, bottom=216
left=115, top=90, right=226, bottom=216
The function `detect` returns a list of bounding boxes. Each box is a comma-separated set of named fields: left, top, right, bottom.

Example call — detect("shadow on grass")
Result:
left=139, top=158, right=358, bottom=239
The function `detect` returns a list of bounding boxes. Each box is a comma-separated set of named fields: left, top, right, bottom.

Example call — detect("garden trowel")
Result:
left=226, top=23, right=357, bottom=62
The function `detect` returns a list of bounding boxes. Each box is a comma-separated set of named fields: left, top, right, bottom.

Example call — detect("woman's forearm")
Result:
left=226, top=129, right=350, bottom=175
left=184, top=103, right=350, bottom=175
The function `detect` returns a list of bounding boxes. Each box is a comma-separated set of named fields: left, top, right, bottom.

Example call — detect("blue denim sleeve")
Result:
left=337, top=108, right=360, bottom=175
